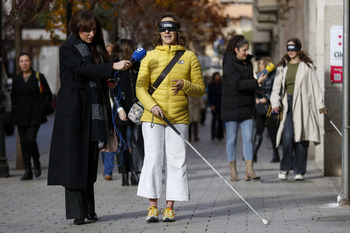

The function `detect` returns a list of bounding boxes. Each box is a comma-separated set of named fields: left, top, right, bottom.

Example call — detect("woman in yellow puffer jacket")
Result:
left=136, top=12, right=205, bottom=223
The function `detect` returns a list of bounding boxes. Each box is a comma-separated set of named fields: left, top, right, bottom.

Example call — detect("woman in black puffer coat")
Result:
left=221, top=35, right=267, bottom=182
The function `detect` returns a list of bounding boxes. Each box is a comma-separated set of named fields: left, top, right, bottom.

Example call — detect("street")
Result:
left=0, top=114, right=348, bottom=233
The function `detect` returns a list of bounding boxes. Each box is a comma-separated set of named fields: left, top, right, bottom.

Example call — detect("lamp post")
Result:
left=0, top=1, right=10, bottom=177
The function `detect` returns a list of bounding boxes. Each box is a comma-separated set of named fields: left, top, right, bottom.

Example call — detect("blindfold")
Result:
left=286, top=44, right=299, bottom=52
left=159, top=21, right=177, bottom=32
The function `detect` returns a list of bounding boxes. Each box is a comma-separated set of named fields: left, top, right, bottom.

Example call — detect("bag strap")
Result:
left=148, top=50, right=185, bottom=95
left=35, top=72, right=44, bottom=93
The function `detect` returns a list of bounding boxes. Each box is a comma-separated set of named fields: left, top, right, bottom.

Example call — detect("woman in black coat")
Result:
left=47, top=9, right=131, bottom=225
left=110, top=39, right=143, bottom=186
left=252, top=57, right=279, bottom=163
left=221, top=35, right=267, bottom=182
left=11, top=52, right=52, bottom=181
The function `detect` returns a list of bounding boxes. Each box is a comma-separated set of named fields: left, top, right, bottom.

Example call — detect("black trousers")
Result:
left=280, top=95, right=309, bottom=175
left=17, top=125, right=41, bottom=169
left=254, top=108, right=278, bottom=148
left=116, top=125, right=133, bottom=174
left=65, top=184, right=95, bottom=219
left=64, top=142, right=99, bottom=219
left=211, top=106, right=224, bottom=139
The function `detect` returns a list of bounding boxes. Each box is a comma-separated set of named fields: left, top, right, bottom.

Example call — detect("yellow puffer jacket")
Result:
left=136, top=45, right=205, bottom=125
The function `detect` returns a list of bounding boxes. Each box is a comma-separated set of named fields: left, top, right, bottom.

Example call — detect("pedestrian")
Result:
left=207, top=72, right=224, bottom=141
left=136, top=12, right=205, bottom=223
left=252, top=57, right=280, bottom=163
left=188, top=96, right=204, bottom=141
left=110, top=39, right=142, bottom=186
left=221, top=35, right=267, bottom=181
left=101, top=44, right=117, bottom=181
left=270, top=37, right=327, bottom=181
left=11, top=52, right=53, bottom=181
left=47, top=9, right=131, bottom=225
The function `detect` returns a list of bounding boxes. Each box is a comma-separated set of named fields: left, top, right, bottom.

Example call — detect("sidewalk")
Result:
left=0, top=117, right=348, bottom=233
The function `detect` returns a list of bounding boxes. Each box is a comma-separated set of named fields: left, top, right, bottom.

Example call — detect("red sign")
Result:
left=330, top=66, right=343, bottom=83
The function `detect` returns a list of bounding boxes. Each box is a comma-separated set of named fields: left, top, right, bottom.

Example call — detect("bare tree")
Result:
left=5, top=0, right=49, bottom=71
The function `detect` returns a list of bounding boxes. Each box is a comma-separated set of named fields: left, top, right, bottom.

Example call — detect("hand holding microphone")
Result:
left=112, top=48, right=147, bottom=71
left=257, top=62, right=274, bottom=84
left=129, top=48, right=147, bottom=65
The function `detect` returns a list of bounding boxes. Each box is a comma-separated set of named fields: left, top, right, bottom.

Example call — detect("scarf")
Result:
left=68, top=33, right=114, bottom=150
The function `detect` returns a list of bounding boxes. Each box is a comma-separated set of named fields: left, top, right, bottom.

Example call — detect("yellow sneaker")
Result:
left=146, top=206, right=159, bottom=223
left=161, top=208, right=175, bottom=222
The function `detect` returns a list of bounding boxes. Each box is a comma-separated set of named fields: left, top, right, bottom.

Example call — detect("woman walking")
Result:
left=270, top=37, right=326, bottom=181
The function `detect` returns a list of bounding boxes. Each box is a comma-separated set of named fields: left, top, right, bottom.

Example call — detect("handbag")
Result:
left=36, top=72, right=54, bottom=115
left=100, top=129, right=118, bottom=152
left=265, top=105, right=283, bottom=128
left=265, top=82, right=284, bottom=128
left=128, top=50, right=185, bottom=124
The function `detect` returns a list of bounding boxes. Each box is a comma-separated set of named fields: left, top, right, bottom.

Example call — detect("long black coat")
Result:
left=221, top=53, right=258, bottom=121
left=111, top=63, right=139, bottom=126
left=47, top=40, right=114, bottom=189
left=11, top=71, right=52, bottom=126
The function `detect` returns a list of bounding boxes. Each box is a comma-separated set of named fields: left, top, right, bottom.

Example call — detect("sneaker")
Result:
left=161, top=208, right=175, bottom=222
left=278, top=171, right=288, bottom=180
left=294, top=174, right=304, bottom=181
left=146, top=206, right=159, bottom=223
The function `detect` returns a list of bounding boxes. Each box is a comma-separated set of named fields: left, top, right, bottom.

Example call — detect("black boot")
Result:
left=34, top=163, right=41, bottom=178
left=130, top=171, right=139, bottom=185
left=122, top=173, right=129, bottom=186
left=270, top=148, right=280, bottom=163
left=21, top=168, right=33, bottom=181
left=252, top=135, right=263, bottom=163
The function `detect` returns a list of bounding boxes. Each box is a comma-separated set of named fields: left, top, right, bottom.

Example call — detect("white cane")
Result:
left=161, top=116, right=269, bottom=225
left=325, top=114, right=342, bottom=137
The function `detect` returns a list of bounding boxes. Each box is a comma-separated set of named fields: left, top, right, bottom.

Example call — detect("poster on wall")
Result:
left=330, top=26, right=343, bottom=83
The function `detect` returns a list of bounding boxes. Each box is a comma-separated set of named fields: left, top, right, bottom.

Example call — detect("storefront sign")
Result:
left=330, top=26, right=343, bottom=83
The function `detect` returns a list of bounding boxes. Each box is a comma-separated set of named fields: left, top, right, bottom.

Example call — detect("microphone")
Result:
left=130, top=48, right=146, bottom=64
left=257, top=63, right=275, bottom=78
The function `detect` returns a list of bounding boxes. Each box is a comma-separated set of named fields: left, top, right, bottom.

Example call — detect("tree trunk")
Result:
left=14, top=20, right=23, bottom=169
left=14, top=20, right=22, bottom=73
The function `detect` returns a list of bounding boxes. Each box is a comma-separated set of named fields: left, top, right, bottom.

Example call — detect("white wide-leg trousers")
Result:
left=137, top=122, right=190, bottom=201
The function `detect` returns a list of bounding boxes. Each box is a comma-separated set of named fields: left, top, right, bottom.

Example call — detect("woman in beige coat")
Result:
left=270, top=38, right=327, bottom=181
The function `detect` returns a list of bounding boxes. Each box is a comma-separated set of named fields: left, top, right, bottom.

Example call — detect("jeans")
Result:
left=101, top=152, right=115, bottom=176
left=280, top=95, right=309, bottom=175
left=225, top=118, right=254, bottom=161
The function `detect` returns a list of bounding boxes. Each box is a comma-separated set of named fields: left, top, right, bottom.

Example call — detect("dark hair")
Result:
left=112, top=39, right=135, bottom=61
left=225, top=35, right=249, bottom=56
left=210, top=72, right=222, bottom=85
left=152, top=12, right=188, bottom=47
left=70, top=9, right=109, bottom=63
left=277, top=37, right=315, bottom=68
left=18, top=52, right=32, bottom=62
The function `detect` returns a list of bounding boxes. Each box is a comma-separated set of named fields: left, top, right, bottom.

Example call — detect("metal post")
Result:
left=339, top=0, right=350, bottom=207
left=0, top=1, right=10, bottom=177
